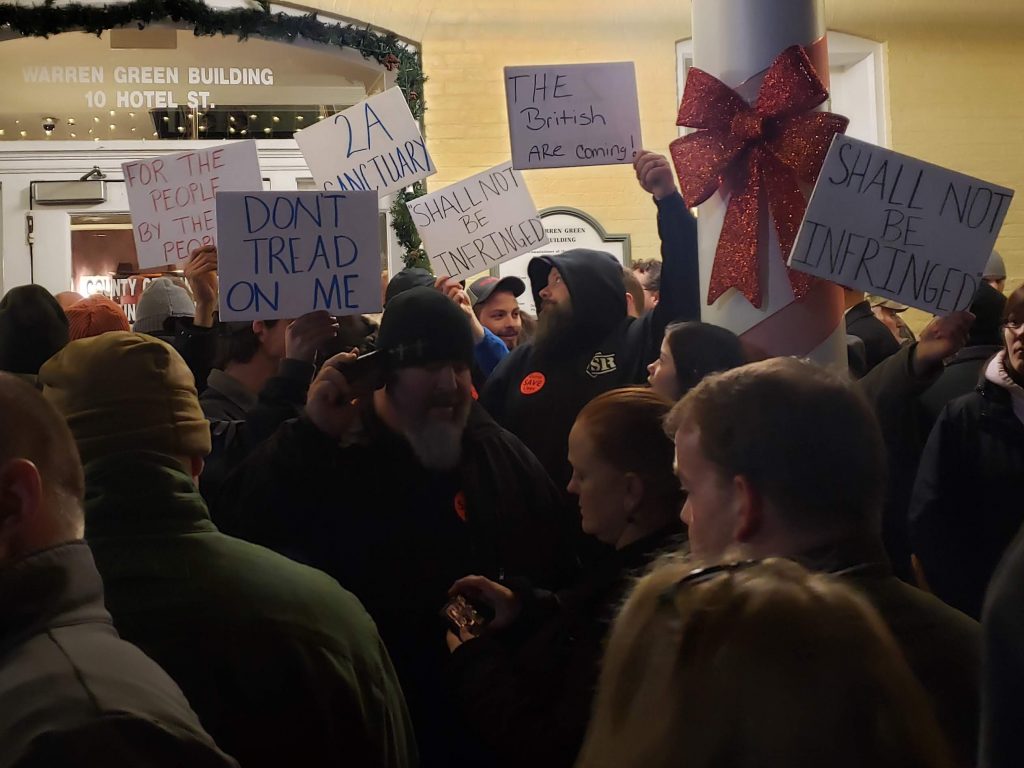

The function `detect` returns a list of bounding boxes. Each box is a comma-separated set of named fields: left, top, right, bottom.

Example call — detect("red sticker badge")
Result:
left=520, top=372, right=546, bottom=396
left=453, top=491, right=468, bottom=523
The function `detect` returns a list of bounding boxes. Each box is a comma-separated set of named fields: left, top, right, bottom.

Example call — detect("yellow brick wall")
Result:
left=313, top=0, right=1023, bottom=316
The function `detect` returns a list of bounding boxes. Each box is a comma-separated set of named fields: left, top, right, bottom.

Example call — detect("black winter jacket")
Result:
left=846, top=300, right=901, bottom=375
left=199, top=361, right=313, bottom=506
left=919, top=346, right=1001, bottom=428
left=446, top=523, right=684, bottom=768
left=216, top=401, right=579, bottom=767
left=482, top=193, right=698, bottom=486
left=910, top=377, right=1024, bottom=619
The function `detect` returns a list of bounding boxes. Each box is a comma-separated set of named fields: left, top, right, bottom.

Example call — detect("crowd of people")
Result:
left=0, top=148, right=1022, bottom=768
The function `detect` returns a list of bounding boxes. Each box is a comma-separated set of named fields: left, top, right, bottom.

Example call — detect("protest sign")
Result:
left=789, top=135, right=1014, bottom=315
left=124, top=141, right=262, bottom=270
left=215, top=191, right=381, bottom=321
left=407, top=162, right=548, bottom=280
left=504, top=62, right=642, bottom=170
left=295, top=87, right=436, bottom=197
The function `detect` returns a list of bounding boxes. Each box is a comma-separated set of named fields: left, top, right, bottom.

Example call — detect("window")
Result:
left=675, top=32, right=889, bottom=147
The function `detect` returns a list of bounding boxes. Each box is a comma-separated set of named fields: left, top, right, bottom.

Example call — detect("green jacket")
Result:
left=84, top=452, right=417, bottom=768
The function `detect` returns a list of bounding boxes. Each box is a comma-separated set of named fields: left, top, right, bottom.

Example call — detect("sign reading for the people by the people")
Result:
left=789, top=135, right=1015, bottom=315
left=504, top=62, right=642, bottom=170
left=215, top=191, right=381, bottom=321
left=407, top=161, right=548, bottom=281
left=124, top=141, right=263, bottom=270
left=295, top=87, right=436, bottom=197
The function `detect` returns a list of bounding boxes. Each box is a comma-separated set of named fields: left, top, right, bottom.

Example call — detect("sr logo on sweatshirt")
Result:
left=586, top=352, right=617, bottom=378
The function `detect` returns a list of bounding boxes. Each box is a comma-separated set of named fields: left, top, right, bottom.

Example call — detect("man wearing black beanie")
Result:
left=216, top=288, right=577, bottom=768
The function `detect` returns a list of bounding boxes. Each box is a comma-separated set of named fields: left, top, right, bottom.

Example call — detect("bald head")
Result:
left=0, top=373, right=84, bottom=559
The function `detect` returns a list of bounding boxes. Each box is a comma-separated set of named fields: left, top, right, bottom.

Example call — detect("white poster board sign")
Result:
left=504, top=62, right=642, bottom=170
left=407, top=162, right=548, bottom=280
left=295, top=87, right=436, bottom=197
left=790, top=136, right=1014, bottom=314
left=499, top=209, right=630, bottom=315
left=124, top=141, right=262, bottom=270
left=216, top=191, right=381, bottom=320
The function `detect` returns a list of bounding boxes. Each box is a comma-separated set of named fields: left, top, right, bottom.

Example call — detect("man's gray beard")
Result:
left=404, top=407, right=470, bottom=471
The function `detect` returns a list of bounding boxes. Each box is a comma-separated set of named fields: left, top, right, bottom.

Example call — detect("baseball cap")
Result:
left=867, top=295, right=909, bottom=313
left=466, top=275, right=526, bottom=308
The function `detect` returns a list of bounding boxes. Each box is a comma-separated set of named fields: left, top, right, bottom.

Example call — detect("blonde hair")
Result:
left=577, top=558, right=954, bottom=768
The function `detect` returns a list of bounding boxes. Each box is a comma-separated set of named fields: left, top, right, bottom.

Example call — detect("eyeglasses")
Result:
left=658, top=560, right=760, bottom=607
left=1004, top=320, right=1023, bottom=333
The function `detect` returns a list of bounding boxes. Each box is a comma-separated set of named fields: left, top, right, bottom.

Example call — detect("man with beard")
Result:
left=217, top=287, right=576, bottom=767
left=481, top=150, right=699, bottom=487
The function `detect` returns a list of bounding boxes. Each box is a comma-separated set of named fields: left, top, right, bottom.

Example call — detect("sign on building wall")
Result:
left=498, top=208, right=631, bottom=315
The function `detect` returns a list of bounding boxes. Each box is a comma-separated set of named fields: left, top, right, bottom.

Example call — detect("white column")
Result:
left=690, top=0, right=846, bottom=367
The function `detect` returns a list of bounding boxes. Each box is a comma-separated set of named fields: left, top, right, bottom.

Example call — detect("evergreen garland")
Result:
left=0, top=0, right=429, bottom=267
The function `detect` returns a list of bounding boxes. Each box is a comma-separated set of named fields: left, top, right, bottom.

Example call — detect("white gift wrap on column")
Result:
left=690, top=0, right=846, bottom=367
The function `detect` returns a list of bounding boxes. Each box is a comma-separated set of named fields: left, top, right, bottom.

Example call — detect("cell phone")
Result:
left=340, top=350, right=387, bottom=391
left=441, top=595, right=491, bottom=637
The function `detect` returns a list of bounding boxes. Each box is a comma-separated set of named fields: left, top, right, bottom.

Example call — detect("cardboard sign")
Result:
left=295, top=87, right=436, bottom=197
left=790, top=136, right=1014, bottom=315
left=124, top=141, right=262, bottom=270
left=215, top=191, right=381, bottom=321
left=407, top=162, right=548, bottom=280
left=504, top=62, right=642, bottom=170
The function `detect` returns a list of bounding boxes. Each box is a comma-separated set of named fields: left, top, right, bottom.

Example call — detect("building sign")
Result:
left=0, top=29, right=382, bottom=140
left=498, top=207, right=631, bottom=315
left=77, top=273, right=154, bottom=325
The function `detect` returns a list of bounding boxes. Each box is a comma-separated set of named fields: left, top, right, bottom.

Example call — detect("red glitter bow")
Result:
left=670, top=45, right=849, bottom=308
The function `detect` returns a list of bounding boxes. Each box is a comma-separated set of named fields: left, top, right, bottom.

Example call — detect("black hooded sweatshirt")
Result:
left=481, top=192, right=699, bottom=487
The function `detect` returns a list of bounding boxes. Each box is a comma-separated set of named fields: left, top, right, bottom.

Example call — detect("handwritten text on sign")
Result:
left=124, top=141, right=263, bottom=270
left=504, top=62, right=642, bottom=170
left=215, top=191, right=381, bottom=321
left=409, top=162, right=548, bottom=280
left=295, top=87, right=435, bottom=198
left=789, top=136, right=1014, bottom=315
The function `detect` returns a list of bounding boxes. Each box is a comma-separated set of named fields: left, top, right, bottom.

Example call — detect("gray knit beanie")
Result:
left=133, top=278, right=195, bottom=335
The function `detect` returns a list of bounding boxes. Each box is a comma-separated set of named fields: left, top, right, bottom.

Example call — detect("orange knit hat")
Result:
left=65, top=296, right=130, bottom=340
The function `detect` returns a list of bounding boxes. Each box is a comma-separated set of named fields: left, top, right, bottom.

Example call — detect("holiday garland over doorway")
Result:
left=0, top=0, right=430, bottom=268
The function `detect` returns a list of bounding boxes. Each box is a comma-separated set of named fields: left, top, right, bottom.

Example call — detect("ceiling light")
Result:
left=296, top=115, right=304, bottom=122
left=109, top=124, right=116, bottom=130
left=70, top=132, right=76, bottom=138
left=249, top=113, right=258, bottom=120
left=272, top=115, right=280, bottom=123
left=263, top=127, right=271, bottom=134
left=109, top=110, right=116, bottom=117
left=19, top=130, right=27, bottom=137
